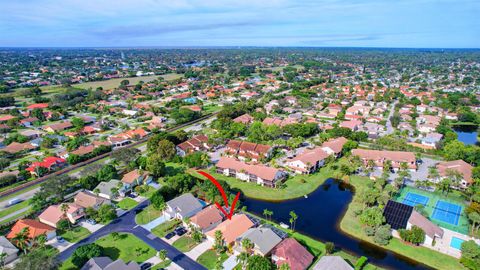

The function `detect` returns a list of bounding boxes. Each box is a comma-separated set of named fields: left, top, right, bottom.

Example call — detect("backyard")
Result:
left=190, top=166, right=336, bottom=201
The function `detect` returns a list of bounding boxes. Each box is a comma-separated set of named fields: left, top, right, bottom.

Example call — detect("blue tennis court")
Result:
left=432, top=200, right=462, bottom=226
left=402, top=192, right=429, bottom=207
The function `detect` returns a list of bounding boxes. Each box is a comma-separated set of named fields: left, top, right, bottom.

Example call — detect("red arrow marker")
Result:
left=197, top=170, right=240, bottom=220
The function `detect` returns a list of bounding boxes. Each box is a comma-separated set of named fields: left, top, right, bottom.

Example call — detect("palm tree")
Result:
left=0, top=252, right=7, bottom=269
left=241, top=238, right=253, bottom=254
left=263, top=209, right=273, bottom=221
left=12, top=228, right=30, bottom=254
left=158, top=249, right=168, bottom=261
left=289, top=211, right=298, bottom=231
left=33, top=234, right=47, bottom=250
left=236, top=251, right=249, bottom=270
left=60, top=203, right=70, bottom=229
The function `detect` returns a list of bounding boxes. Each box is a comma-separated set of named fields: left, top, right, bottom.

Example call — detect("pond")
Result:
left=453, top=125, right=478, bottom=145
left=242, top=179, right=431, bottom=270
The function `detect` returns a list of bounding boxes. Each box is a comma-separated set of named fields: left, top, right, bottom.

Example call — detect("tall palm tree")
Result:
left=0, top=252, right=7, bottom=269
left=12, top=228, right=30, bottom=254
left=289, top=211, right=298, bottom=231
left=60, top=203, right=70, bottom=229
left=235, top=252, right=249, bottom=270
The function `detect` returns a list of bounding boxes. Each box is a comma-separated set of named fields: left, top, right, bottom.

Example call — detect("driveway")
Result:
left=223, top=254, right=239, bottom=270
left=78, top=220, right=104, bottom=233
left=47, top=238, right=73, bottom=252
left=142, top=214, right=168, bottom=231
left=57, top=200, right=206, bottom=270
left=185, top=240, right=212, bottom=260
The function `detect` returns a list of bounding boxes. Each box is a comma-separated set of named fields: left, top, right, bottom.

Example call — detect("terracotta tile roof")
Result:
left=7, top=219, right=55, bottom=240
left=437, top=160, right=473, bottom=184
left=26, top=156, right=66, bottom=172
left=205, top=214, right=254, bottom=244
left=27, top=103, right=49, bottom=110
left=190, top=206, right=224, bottom=230
left=3, top=142, right=36, bottom=154
left=74, top=191, right=109, bottom=208
left=321, top=137, right=348, bottom=154
left=271, top=238, right=314, bottom=270
left=216, top=157, right=281, bottom=182
left=352, top=149, right=416, bottom=169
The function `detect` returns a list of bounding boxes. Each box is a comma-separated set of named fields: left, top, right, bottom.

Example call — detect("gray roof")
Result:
left=0, top=236, right=18, bottom=256
left=166, top=193, right=203, bottom=218
left=239, top=227, right=282, bottom=255
left=95, top=180, right=121, bottom=196
left=312, top=256, right=353, bottom=270
left=81, top=257, right=140, bottom=270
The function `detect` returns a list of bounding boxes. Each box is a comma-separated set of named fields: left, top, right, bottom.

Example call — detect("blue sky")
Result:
left=1, top=0, right=479, bottom=48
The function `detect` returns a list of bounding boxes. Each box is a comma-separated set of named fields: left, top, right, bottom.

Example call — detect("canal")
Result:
left=242, top=179, right=432, bottom=270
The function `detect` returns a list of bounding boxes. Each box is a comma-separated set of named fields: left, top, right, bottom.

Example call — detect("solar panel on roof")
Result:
left=383, top=200, right=413, bottom=230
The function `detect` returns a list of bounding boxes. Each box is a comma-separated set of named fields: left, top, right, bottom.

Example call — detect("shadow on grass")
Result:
left=103, top=247, right=121, bottom=260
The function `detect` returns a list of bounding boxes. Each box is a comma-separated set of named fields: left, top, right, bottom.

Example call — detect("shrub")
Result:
left=71, top=243, right=103, bottom=267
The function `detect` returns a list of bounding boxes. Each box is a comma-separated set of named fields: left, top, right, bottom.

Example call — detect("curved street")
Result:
left=57, top=200, right=206, bottom=270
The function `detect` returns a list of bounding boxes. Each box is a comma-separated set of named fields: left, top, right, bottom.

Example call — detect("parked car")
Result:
left=140, top=262, right=152, bottom=270
left=86, top=219, right=97, bottom=225
left=165, top=232, right=175, bottom=239
left=174, top=226, right=187, bottom=236
left=127, top=192, right=137, bottom=198
left=56, top=236, right=64, bottom=243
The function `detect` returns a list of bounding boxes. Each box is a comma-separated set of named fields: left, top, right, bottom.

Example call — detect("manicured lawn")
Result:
left=151, top=260, right=172, bottom=269
left=172, top=236, right=198, bottom=252
left=60, top=233, right=155, bottom=270
left=191, top=166, right=334, bottom=201
left=135, top=204, right=164, bottom=225
left=151, top=219, right=181, bottom=238
left=138, top=185, right=157, bottom=199
left=117, top=197, right=138, bottom=210
left=339, top=174, right=466, bottom=270
left=196, top=250, right=228, bottom=269
left=74, top=73, right=182, bottom=90
left=59, top=226, right=90, bottom=243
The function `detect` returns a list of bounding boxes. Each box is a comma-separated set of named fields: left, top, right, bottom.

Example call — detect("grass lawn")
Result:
left=151, top=260, right=172, bottom=269
left=196, top=250, right=228, bottom=269
left=151, top=219, right=181, bottom=238
left=60, top=233, right=155, bottom=270
left=135, top=204, right=164, bottom=225
left=138, top=185, right=157, bottom=199
left=172, top=236, right=198, bottom=252
left=190, top=166, right=335, bottom=201
left=339, top=174, right=466, bottom=270
left=74, top=74, right=182, bottom=90
left=117, top=197, right=139, bottom=210
left=59, top=226, right=90, bottom=243
left=0, top=200, right=30, bottom=219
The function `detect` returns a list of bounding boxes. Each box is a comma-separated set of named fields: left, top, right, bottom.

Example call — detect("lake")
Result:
left=242, top=179, right=431, bottom=270
left=453, top=125, right=478, bottom=145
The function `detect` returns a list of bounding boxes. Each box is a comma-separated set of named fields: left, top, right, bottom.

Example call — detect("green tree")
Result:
left=158, top=249, right=168, bottom=261
left=150, top=192, right=166, bottom=210
left=359, top=207, right=385, bottom=228
left=156, top=139, right=176, bottom=161
left=246, top=255, right=274, bottom=270
left=325, top=242, right=335, bottom=254
left=460, top=240, right=480, bottom=270
left=96, top=204, right=117, bottom=223
left=15, top=247, right=60, bottom=270
left=289, top=211, right=298, bottom=231
left=374, top=224, right=392, bottom=246
left=146, top=154, right=166, bottom=177
left=214, top=230, right=224, bottom=254
left=12, top=227, right=30, bottom=254
left=71, top=243, right=103, bottom=267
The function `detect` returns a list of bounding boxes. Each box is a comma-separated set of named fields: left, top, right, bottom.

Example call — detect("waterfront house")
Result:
left=165, top=193, right=203, bottom=220
left=285, top=147, right=329, bottom=174
left=236, top=227, right=282, bottom=256
left=205, top=214, right=254, bottom=246
left=271, top=238, right=314, bottom=270
left=311, top=256, right=353, bottom=270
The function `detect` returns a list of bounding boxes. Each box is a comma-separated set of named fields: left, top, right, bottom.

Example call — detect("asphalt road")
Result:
left=57, top=200, right=206, bottom=270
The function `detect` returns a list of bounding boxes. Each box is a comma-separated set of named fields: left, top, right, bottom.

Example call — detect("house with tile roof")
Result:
left=26, top=156, right=66, bottom=176
left=271, top=238, right=314, bottom=270
left=121, top=169, right=152, bottom=195
left=352, top=149, right=417, bottom=171
left=225, top=140, right=273, bottom=162
left=216, top=157, right=286, bottom=188
left=206, top=214, right=254, bottom=245
left=176, top=135, right=210, bottom=157
left=74, top=191, right=111, bottom=210
left=7, top=219, right=56, bottom=241
left=311, top=256, right=353, bottom=270
left=189, top=205, right=224, bottom=232
left=285, top=147, right=329, bottom=174
left=38, top=203, right=84, bottom=228
left=436, top=160, right=473, bottom=188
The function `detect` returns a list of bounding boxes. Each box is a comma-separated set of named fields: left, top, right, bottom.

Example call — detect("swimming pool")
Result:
left=450, top=237, right=465, bottom=250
